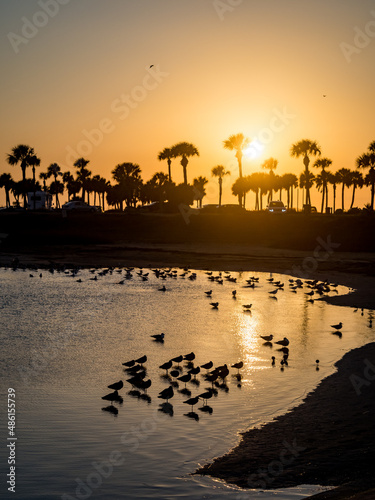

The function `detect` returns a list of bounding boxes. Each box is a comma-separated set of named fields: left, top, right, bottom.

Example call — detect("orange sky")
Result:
left=1, top=0, right=375, bottom=208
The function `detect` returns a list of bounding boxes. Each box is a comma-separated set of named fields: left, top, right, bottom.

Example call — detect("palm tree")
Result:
left=39, top=172, right=49, bottom=190
left=232, top=177, right=251, bottom=208
left=356, top=141, right=375, bottom=210
left=0, top=173, right=13, bottom=207
left=7, top=144, right=38, bottom=208
left=281, top=173, right=298, bottom=208
left=299, top=171, right=315, bottom=208
left=313, top=157, right=332, bottom=213
left=327, top=172, right=339, bottom=213
left=171, top=142, right=199, bottom=185
left=157, top=147, right=175, bottom=182
left=336, top=168, right=352, bottom=211
left=49, top=180, right=64, bottom=208
left=290, top=139, right=321, bottom=206
left=193, top=176, right=208, bottom=208
left=349, top=170, right=364, bottom=209
left=47, top=163, right=62, bottom=207
left=211, top=165, right=230, bottom=207
left=261, top=158, right=278, bottom=202
left=112, top=163, right=143, bottom=209
left=223, top=133, right=250, bottom=207
left=73, top=158, right=91, bottom=202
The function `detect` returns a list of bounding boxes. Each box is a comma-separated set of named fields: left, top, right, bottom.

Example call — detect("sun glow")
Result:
left=244, top=140, right=265, bottom=159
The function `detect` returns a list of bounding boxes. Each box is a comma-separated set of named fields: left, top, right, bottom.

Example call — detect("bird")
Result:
left=210, top=302, right=219, bottom=309
left=260, top=334, right=273, bottom=342
left=171, top=355, right=183, bottom=365
left=201, top=361, right=213, bottom=370
left=204, top=290, right=212, bottom=296
left=275, top=337, right=289, bottom=346
left=150, top=64, right=154, bottom=68
left=158, top=386, right=174, bottom=402
left=158, top=285, right=166, bottom=292
left=232, top=290, right=237, bottom=298
left=183, top=396, right=200, bottom=411
left=107, top=380, right=123, bottom=391
left=198, top=389, right=214, bottom=405
left=242, top=304, right=252, bottom=309
left=331, top=322, right=342, bottom=330
left=183, top=352, right=195, bottom=362
left=177, top=373, right=191, bottom=387
left=271, top=356, right=276, bottom=366
left=188, top=366, right=200, bottom=378
left=122, top=359, right=135, bottom=368
left=159, top=360, right=172, bottom=374
left=151, top=333, right=165, bottom=342
left=169, top=370, right=180, bottom=378
left=135, top=355, right=147, bottom=365
left=138, top=379, right=152, bottom=392
left=231, top=361, right=243, bottom=374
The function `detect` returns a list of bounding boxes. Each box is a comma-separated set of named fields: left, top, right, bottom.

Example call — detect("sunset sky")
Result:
left=1, top=0, right=375, bottom=207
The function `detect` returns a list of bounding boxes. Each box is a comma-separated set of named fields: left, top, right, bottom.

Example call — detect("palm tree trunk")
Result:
left=333, top=186, right=336, bottom=213
left=325, top=184, right=329, bottom=212
left=219, top=178, right=222, bottom=207
left=350, top=185, right=356, bottom=209
left=371, top=182, right=375, bottom=211
left=6, top=189, right=10, bottom=208
left=21, top=165, right=27, bottom=209
left=342, top=184, right=345, bottom=210
left=167, top=159, right=172, bottom=182
left=291, top=187, right=293, bottom=209
left=321, top=186, right=325, bottom=213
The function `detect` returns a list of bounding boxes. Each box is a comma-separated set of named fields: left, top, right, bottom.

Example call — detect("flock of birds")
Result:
left=6, top=258, right=373, bottom=420
left=101, top=351, right=246, bottom=419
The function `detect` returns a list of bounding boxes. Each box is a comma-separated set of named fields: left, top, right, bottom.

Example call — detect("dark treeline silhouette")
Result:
left=3, top=139, right=375, bottom=212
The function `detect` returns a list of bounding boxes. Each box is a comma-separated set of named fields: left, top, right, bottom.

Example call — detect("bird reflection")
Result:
left=159, top=402, right=174, bottom=416
left=184, top=411, right=199, bottom=421
left=198, top=405, right=213, bottom=414
left=102, top=405, right=118, bottom=416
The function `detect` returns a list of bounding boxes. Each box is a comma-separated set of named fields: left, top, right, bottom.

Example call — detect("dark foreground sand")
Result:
left=1, top=242, right=375, bottom=499
left=197, top=343, right=375, bottom=500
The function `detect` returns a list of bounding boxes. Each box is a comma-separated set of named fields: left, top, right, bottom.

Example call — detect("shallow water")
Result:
left=0, top=266, right=373, bottom=500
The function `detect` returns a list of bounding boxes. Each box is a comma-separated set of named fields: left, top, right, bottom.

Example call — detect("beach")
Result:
left=1, top=213, right=375, bottom=499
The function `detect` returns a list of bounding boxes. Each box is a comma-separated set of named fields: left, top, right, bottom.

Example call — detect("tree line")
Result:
left=2, top=137, right=375, bottom=212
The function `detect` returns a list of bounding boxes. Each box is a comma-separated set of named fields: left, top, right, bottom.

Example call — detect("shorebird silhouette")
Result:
left=231, top=361, right=243, bottom=374
left=159, top=360, right=172, bottom=374
left=260, top=334, right=273, bottom=342
left=201, top=361, right=213, bottom=370
left=107, top=380, right=123, bottom=391
left=135, top=355, right=147, bottom=366
left=151, top=333, right=165, bottom=342
left=177, top=373, right=191, bottom=387
left=183, top=352, right=195, bottom=362
left=210, top=302, right=219, bottom=309
left=331, top=322, right=342, bottom=330
left=183, top=396, right=200, bottom=411
left=275, top=337, right=289, bottom=346
left=122, top=359, right=135, bottom=368
left=158, top=386, right=174, bottom=402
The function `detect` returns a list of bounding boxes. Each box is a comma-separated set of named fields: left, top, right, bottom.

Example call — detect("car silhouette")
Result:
left=62, top=201, right=101, bottom=212
left=266, top=201, right=287, bottom=213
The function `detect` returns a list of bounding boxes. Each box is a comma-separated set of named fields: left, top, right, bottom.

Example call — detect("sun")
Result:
left=244, top=139, right=265, bottom=159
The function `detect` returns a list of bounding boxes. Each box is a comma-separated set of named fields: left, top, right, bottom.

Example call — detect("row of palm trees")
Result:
left=3, top=138, right=375, bottom=212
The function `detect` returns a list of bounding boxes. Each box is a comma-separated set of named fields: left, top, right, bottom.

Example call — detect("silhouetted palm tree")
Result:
left=193, top=176, right=208, bottom=208
left=171, top=142, right=199, bottom=185
left=262, top=158, right=278, bottom=202
left=349, top=170, right=364, bottom=209
left=326, top=172, right=339, bottom=213
left=356, top=141, right=375, bottom=210
left=74, top=158, right=91, bottom=202
left=336, top=168, right=352, bottom=211
left=313, top=157, right=332, bottom=213
left=290, top=139, right=321, bottom=206
left=232, top=177, right=250, bottom=208
left=39, top=172, right=48, bottom=191
left=47, top=163, right=62, bottom=207
left=112, top=163, right=143, bottom=208
left=299, top=171, right=315, bottom=208
left=281, top=173, right=298, bottom=208
left=7, top=144, right=38, bottom=208
left=158, top=147, right=175, bottom=182
left=223, top=133, right=249, bottom=206
left=0, top=173, right=13, bottom=207
left=211, top=165, right=230, bottom=207
left=49, top=181, right=64, bottom=208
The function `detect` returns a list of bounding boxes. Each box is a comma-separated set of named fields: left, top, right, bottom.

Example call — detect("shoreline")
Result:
left=1, top=242, right=375, bottom=309
left=197, top=342, right=375, bottom=500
